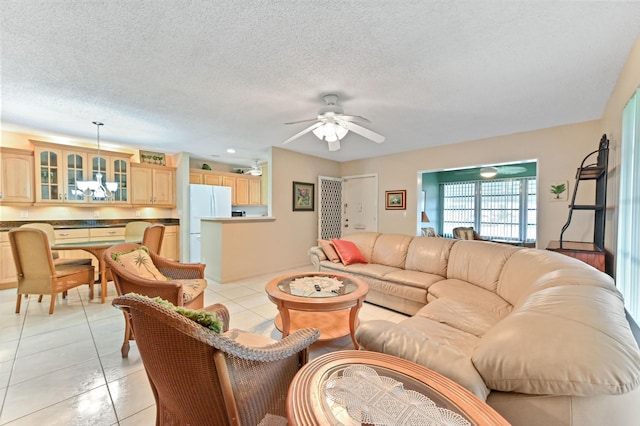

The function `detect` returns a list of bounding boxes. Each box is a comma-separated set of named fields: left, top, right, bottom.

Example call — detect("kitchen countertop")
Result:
left=201, top=216, right=275, bottom=222
left=0, top=218, right=180, bottom=232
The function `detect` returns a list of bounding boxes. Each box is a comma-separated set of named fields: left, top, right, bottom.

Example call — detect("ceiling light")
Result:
left=480, top=167, right=498, bottom=178
left=312, top=121, right=349, bottom=143
left=76, top=122, right=118, bottom=199
left=226, top=148, right=236, bottom=154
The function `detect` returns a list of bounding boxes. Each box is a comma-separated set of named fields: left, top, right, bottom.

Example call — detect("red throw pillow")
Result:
left=331, top=239, right=368, bottom=265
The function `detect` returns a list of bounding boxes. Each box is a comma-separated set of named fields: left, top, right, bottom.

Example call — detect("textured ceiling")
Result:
left=2, top=1, right=640, bottom=168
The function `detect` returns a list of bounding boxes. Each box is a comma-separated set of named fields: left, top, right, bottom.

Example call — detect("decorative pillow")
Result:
left=173, top=278, right=208, bottom=304
left=331, top=239, right=368, bottom=265
left=318, top=239, right=341, bottom=263
left=127, top=293, right=223, bottom=333
left=112, top=246, right=168, bottom=281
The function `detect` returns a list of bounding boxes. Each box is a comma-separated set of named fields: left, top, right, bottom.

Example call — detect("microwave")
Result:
left=231, top=211, right=246, bottom=217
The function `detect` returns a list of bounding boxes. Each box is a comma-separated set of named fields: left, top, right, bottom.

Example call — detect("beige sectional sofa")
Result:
left=308, top=232, right=640, bottom=426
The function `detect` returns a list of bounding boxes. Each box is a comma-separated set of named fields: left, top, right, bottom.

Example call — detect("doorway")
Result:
left=318, top=174, right=378, bottom=238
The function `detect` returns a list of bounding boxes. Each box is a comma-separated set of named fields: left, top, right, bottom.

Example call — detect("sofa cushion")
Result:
left=382, top=269, right=445, bottom=291
left=472, top=285, right=640, bottom=396
left=415, top=297, right=506, bottom=337
left=428, top=278, right=513, bottom=318
left=370, top=233, right=414, bottom=268
left=340, top=232, right=380, bottom=262
left=342, top=263, right=401, bottom=278
left=317, top=239, right=341, bottom=263
left=355, top=318, right=490, bottom=400
left=405, top=236, right=457, bottom=276
left=447, top=240, right=519, bottom=292
left=497, top=248, right=602, bottom=305
left=332, top=239, right=368, bottom=265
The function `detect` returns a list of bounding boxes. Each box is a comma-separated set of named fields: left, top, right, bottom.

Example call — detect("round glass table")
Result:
left=265, top=272, right=369, bottom=348
left=287, top=350, right=511, bottom=426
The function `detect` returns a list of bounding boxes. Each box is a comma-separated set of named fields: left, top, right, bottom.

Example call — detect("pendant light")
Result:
left=77, top=121, right=118, bottom=199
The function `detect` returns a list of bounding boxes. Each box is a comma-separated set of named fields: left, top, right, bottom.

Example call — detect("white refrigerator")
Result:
left=189, top=184, right=232, bottom=262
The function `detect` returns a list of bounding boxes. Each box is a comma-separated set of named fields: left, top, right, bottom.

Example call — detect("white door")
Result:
left=342, top=175, right=378, bottom=235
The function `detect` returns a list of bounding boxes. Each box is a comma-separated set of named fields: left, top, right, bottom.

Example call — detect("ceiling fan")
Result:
left=282, top=94, right=385, bottom=151
left=455, top=165, right=528, bottom=177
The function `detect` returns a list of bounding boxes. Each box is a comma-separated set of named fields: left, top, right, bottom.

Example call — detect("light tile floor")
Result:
left=0, top=266, right=408, bottom=425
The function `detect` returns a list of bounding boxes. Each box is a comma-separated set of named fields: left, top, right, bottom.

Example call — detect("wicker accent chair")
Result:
left=19, top=223, right=93, bottom=267
left=112, top=294, right=320, bottom=426
left=452, top=226, right=487, bottom=241
left=105, top=242, right=208, bottom=357
left=141, top=224, right=165, bottom=254
left=9, top=228, right=95, bottom=314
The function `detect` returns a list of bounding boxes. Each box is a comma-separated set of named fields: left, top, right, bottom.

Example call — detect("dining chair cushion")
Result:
left=112, top=246, right=168, bottom=281
left=173, top=278, right=208, bottom=304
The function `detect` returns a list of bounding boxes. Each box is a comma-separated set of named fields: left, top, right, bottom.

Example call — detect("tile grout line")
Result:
left=0, top=295, right=29, bottom=423
left=80, top=288, right=122, bottom=425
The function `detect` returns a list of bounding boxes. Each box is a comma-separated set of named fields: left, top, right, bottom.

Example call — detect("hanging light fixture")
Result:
left=77, top=121, right=118, bottom=199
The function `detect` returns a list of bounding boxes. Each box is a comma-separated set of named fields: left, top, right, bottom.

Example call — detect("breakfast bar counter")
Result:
left=200, top=217, right=276, bottom=283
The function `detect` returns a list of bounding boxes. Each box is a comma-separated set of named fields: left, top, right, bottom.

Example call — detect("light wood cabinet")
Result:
left=159, top=225, right=179, bottom=260
left=130, top=164, right=176, bottom=207
left=188, top=169, right=261, bottom=206
left=0, top=148, right=34, bottom=204
left=32, top=140, right=133, bottom=205
left=88, top=153, right=131, bottom=204
left=0, top=232, right=17, bottom=289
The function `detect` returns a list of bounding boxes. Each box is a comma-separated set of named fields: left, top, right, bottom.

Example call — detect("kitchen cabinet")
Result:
left=88, top=153, right=131, bottom=204
left=32, top=140, right=133, bottom=205
left=188, top=169, right=261, bottom=206
left=159, top=225, right=179, bottom=260
left=130, top=164, right=176, bottom=207
left=0, top=232, right=17, bottom=289
left=0, top=148, right=34, bottom=204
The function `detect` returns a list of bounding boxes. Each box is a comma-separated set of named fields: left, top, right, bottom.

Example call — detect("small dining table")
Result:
left=52, top=239, right=132, bottom=303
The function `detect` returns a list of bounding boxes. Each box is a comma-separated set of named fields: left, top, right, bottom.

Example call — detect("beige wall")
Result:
left=340, top=120, right=602, bottom=249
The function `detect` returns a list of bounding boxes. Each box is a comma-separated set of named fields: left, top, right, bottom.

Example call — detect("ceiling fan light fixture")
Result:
left=480, top=167, right=498, bottom=178
left=312, top=122, right=348, bottom=142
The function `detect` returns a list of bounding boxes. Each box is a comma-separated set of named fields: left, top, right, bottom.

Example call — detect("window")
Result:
left=441, top=177, right=536, bottom=241
left=617, top=88, right=640, bottom=319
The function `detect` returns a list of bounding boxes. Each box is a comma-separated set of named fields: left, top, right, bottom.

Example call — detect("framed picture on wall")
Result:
left=293, top=181, right=315, bottom=211
left=385, top=190, right=406, bottom=210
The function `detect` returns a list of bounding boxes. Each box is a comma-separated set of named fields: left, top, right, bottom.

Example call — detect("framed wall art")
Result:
left=385, top=190, right=406, bottom=210
left=293, top=181, right=315, bottom=211
left=139, top=150, right=166, bottom=166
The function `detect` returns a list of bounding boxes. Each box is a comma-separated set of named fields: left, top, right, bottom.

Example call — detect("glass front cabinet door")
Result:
left=33, top=141, right=132, bottom=205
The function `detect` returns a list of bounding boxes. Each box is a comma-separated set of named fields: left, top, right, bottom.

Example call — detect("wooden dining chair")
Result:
left=124, top=221, right=152, bottom=242
left=19, top=223, right=93, bottom=266
left=142, top=224, right=165, bottom=254
left=9, top=228, right=95, bottom=314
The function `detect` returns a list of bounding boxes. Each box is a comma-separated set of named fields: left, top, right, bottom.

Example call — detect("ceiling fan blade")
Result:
left=284, top=118, right=318, bottom=125
left=282, top=121, right=323, bottom=145
left=338, top=114, right=371, bottom=123
left=342, top=120, right=385, bottom=143
left=327, top=139, right=341, bottom=151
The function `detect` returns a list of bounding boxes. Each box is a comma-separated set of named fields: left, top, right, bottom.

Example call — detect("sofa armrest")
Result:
left=356, top=320, right=490, bottom=400
left=308, top=246, right=327, bottom=271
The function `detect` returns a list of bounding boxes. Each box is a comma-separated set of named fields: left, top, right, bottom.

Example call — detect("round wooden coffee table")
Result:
left=287, top=350, right=510, bottom=426
left=265, top=272, right=369, bottom=348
